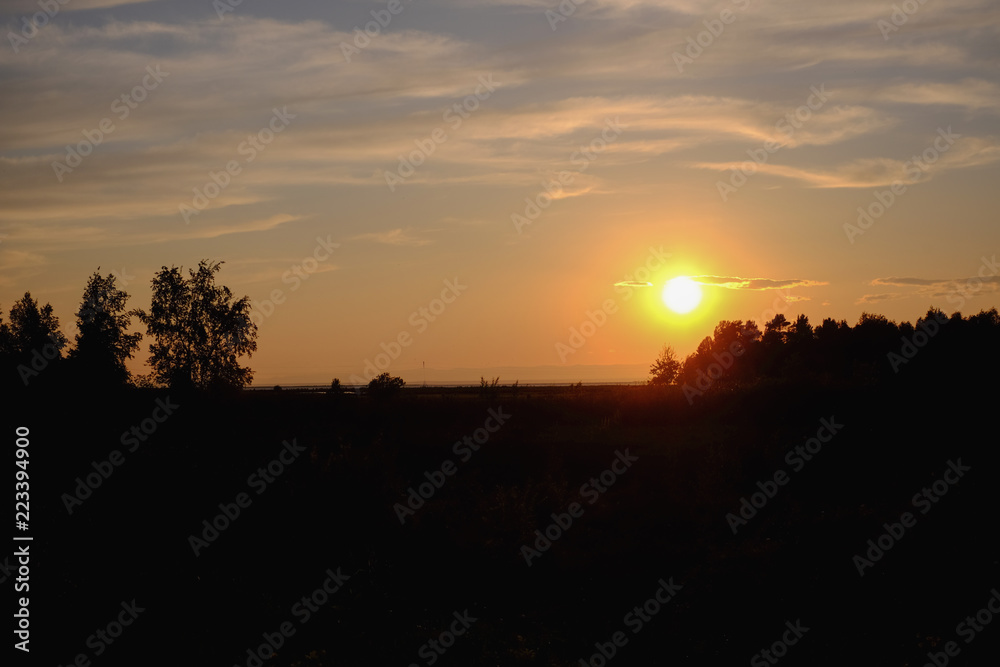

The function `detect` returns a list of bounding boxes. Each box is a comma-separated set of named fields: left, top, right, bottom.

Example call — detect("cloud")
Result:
left=0, top=249, right=49, bottom=288
left=614, top=280, right=653, bottom=287
left=223, top=257, right=339, bottom=286
left=691, top=276, right=827, bottom=290
left=695, top=136, right=1000, bottom=188
left=871, top=277, right=944, bottom=287
left=873, top=276, right=1000, bottom=288
left=856, top=293, right=904, bottom=304
left=3, top=0, right=156, bottom=11
left=1, top=3, right=998, bottom=320
left=3, top=213, right=301, bottom=251
left=6, top=8, right=987, bottom=244
left=877, top=79, right=1000, bottom=111
left=871, top=273, right=1000, bottom=299
left=352, top=228, right=432, bottom=247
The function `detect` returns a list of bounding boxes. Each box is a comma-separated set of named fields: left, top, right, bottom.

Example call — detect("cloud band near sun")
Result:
left=613, top=280, right=653, bottom=287
left=690, top=276, right=828, bottom=290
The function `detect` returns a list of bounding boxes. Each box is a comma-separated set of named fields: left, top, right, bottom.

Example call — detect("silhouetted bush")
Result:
left=368, top=372, right=405, bottom=398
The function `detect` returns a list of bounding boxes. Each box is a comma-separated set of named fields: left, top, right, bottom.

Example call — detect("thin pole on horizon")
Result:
left=422, top=361, right=425, bottom=388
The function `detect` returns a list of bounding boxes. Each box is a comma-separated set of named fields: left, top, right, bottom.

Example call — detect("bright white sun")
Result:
left=662, top=276, right=703, bottom=314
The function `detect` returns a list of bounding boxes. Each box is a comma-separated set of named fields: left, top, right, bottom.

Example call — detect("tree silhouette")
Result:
left=678, top=336, right=714, bottom=385
left=763, top=313, right=789, bottom=345
left=788, top=314, right=813, bottom=343
left=648, top=345, right=681, bottom=385
left=69, top=270, right=142, bottom=386
left=368, top=372, right=405, bottom=397
left=656, top=307, right=1000, bottom=393
left=7, top=292, right=67, bottom=354
left=138, top=260, right=257, bottom=391
left=0, top=307, right=12, bottom=388
left=7, top=292, right=67, bottom=386
left=0, top=307, right=11, bottom=355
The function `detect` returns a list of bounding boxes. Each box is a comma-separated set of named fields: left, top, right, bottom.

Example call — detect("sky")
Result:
left=1, top=0, right=999, bottom=385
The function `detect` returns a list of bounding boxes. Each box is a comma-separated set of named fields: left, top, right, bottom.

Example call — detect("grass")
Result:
left=16, top=369, right=1000, bottom=666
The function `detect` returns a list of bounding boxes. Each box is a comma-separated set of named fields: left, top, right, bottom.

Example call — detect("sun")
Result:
left=662, top=276, right=703, bottom=314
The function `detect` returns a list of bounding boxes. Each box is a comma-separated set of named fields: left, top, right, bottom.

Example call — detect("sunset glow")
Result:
left=6, top=3, right=997, bottom=663
left=0, top=1, right=997, bottom=385
left=662, top=277, right=703, bottom=315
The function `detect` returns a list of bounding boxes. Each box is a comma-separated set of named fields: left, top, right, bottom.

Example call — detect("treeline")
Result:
left=651, top=308, right=1000, bottom=397
left=0, top=260, right=257, bottom=393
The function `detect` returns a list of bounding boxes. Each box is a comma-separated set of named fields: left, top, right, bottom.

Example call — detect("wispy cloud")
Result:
left=0, top=249, right=49, bottom=289
left=872, top=277, right=945, bottom=287
left=352, top=228, right=432, bottom=247
left=694, top=136, right=1000, bottom=189
left=692, top=276, right=827, bottom=290
left=877, top=79, right=1000, bottom=111
left=3, top=0, right=157, bottom=11
left=856, top=293, right=904, bottom=304
left=871, top=275, right=1000, bottom=298
left=3, top=214, right=301, bottom=251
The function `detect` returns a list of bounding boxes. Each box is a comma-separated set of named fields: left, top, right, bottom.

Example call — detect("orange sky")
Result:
left=2, top=0, right=999, bottom=384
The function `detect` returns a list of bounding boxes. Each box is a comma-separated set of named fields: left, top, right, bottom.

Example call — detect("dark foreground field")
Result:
left=10, top=370, right=1000, bottom=666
